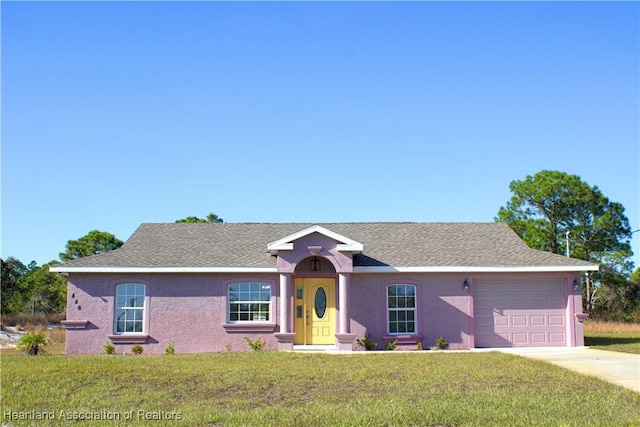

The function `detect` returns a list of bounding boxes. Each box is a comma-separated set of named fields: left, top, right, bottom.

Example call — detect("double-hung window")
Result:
left=228, top=282, right=271, bottom=322
left=114, top=283, right=145, bottom=333
left=387, top=284, right=416, bottom=334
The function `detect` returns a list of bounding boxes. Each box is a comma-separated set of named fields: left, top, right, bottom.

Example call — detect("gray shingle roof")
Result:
left=52, top=222, right=598, bottom=271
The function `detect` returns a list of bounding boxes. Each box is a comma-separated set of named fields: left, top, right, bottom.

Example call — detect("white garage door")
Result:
left=474, top=281, right=567, bottom=347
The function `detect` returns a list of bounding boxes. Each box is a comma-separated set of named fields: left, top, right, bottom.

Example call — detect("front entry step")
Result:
left=292, top=345, right=338, bottom=352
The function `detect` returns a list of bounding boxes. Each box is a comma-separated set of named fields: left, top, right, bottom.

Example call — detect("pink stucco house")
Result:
left=51, top=222, right=598, bottom=354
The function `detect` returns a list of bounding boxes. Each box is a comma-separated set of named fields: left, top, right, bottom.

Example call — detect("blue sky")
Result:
left=2, top=2, right=638, bottom=267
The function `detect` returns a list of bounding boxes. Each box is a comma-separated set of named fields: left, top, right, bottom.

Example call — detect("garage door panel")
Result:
left=545, top=282, right=563, bottom=292
left=512, top=316, right=527, bottom=326
left=532, top=333, right=548, bottom=343
left=494, top=299, right=509, bottom=310
left=529, top=298, right=545, bottom=308
left=494, top=316, right=509, bottom=326
left=511, top=299, right=527, bottom=309
left=548, top=297, right=565, bottom=309
left=512, top=333, right=528, bottom=344
left=475, top=299, right=496, bottom=310
left=475, top=316, right=494, bottom=328
left=549, top=333, right=565, bottom=343
left=474, top=281, right=567, bottom=347
left=548, top=315, right=564, bottom=326
left=530, top=315, right=545, bottom=326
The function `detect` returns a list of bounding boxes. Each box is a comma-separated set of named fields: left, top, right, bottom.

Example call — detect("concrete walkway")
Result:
left=493, top=347, right=640, bottom=393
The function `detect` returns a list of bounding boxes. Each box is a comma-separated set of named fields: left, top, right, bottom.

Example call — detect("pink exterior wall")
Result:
left=64, top=269, right=587, bottom=354
left=570, top=275, right=587, bottom=346
left=348, top=272, right=586, bottom=350
left=349, top=273, right=472, bottom=350
left=65, top=273, right=280, bottom=355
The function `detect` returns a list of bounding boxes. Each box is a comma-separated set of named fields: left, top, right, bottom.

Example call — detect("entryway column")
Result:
left=336, top=272, right=356, bottom=350
left=280, top=273, right=291, bottom=333
left=275, top=273, right=296, bottom=350
left=338, top=273, right=350, bottom=333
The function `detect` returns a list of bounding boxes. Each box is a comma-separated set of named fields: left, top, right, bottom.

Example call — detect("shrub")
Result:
left=243, top=336, right=264, bottom=351
left=165, top=342, right=175, bottom=355
left=385, top=340, right=398, bottom=351
left=225, top=343, right=232, bottom=352
left=131, top=344, right=144, bottom=355
left=432, top=337, right=449, bottom=350
left=416, top=342, right=423, bottom=351
left=356, top=334, right=378, bottom=350
left=17, top=331, right=48, bottom=355
left=104, top=341, right=115, bottom=355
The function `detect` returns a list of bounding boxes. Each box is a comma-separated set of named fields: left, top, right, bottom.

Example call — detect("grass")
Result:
left=2, top=351, right=639, bottom=426
left=584, top=321, right=640, bottom=355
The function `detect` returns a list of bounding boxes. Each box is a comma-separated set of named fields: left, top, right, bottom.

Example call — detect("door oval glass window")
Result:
left=314, top=287, right=327, bottom=319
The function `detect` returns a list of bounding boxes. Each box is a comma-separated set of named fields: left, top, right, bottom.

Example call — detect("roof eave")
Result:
left=49, top=266, right=280, bottom=274
left=354, top=265, right=600, bottom=273
left=50, top=264, right=599, bottom=274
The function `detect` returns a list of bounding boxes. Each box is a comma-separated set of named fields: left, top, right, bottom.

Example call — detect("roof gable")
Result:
left=267, top=225, right=364, bottom=255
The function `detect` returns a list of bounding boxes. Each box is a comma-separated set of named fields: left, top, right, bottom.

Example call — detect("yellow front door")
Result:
left=294, top=278, right=335, bottom=345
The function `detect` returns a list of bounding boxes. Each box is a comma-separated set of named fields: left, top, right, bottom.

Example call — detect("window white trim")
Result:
left=227, top=282, right=273, bottom=323
left=114, top=283, right=146, bottom=335
left=386, top=284, right=417, bottom=336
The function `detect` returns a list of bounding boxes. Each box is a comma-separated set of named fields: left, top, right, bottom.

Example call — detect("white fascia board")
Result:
left=49, top=266, right=279, bottom=274
left=336, top=243, right=364, bottom=252
left=353, top=265, right=600, bottom=273
left=50, top=265, right=599, bottom=274
left=267, top=243, right=293, bottom=253
left=267, top=224, right=363, bottom=254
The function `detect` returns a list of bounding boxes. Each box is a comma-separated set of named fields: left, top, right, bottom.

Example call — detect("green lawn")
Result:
left=2, top=351, right=639, bottom=426
left=585, top=332, right=640, bottom=354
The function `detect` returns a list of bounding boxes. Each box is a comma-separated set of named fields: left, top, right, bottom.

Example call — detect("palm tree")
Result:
left=17, top=331, right=48, bottom=355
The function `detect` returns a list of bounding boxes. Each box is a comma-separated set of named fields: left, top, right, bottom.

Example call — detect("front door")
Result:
left=294, top=278, right=335, bottom=345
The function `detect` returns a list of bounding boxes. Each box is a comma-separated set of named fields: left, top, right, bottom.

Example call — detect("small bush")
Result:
left=225, top=343, right=232, bottom=352
left=416, top=342, right=423, bottom=351
left=165, top=342, right=175, bottom=355
left=385, top=340, right=398, bottom=351
left=104, top=341, right=115, bottom=355
left=17, top=331, right=48, bottom=355
left=432, top=337, right=449, bottom=350
left=131, top=344, right=144, bottom=355
left=244, top=336, right=264, bottom=351
left=356, top=334, right=378, bottom=350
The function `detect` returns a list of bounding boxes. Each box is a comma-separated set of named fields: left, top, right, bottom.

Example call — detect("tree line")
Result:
left=1, top=213, right=223, bottom=316
left=2, top=176, right=639, bottom=321
left=497, top=170, right=639, bottom=322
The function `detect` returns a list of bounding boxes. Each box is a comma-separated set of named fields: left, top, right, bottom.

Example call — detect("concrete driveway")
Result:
left=492, top=347, right=640, bottom=393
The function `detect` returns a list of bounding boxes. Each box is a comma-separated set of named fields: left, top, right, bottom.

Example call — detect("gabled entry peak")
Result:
left=267, top=225, right=364, bottom=255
